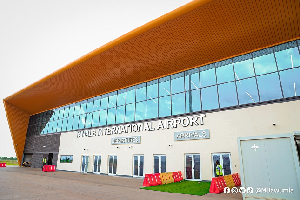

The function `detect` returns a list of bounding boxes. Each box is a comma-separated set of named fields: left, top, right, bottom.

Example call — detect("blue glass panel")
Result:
left=69, top=105, right=75, bottom=117
left=280, top=68, right=300, bottom=98
left=136, top=83, right=146, bottom=102
left=52, top=121, right=57, bottom=133
left=126, top=86, right=135, bottom=104
left=186, top=89, right=201, bottom=113
left=59, top=109, right=65, bottom=120
left=218, top=82, right=238, bottom=108
left=135, top=101, right=146, bottom=121
left=99, top=110, right=107, bottom=126
left=93, top=98, right=101, bottom=111
left=185, top=68, right=200, bottom=90
left=216, top=64, right=234, bottom=84
left=108, top=92, right=117, bottom=108
left=146, top=98, right=158, bottom=119
left=171, top=72, right=185, bottom=94
left=257, top=72, right=282, bottom=101
left=236, top=77, right=259, bottom=104
left=53, top=109, right=59, bottom=120
left=101, top=96, right=108, bottom=110
left=125, top=104, right=135, bottom=122
left=64, top=106, right=69, bottom=118
left=67, top=117, right=73, bottom=131
left=78, top=114, right=85, bottom=129
left=107, top=108, right=116, bottom=125
left=74, top=104, right=81, bottom=116
left=61, top=118, right=68, bottom=131
left=159, top=77, right=171, bottom=97
left=56, top=120, right=62, bottom=132
left=116, top=106, right=125, bottom=124
left=42, top=124, right=48, bottom=134
left=201, top=86, right=219, bottom=110
left=73, top=116, right=80, bottom=130
left=275, top=47, right=300, bottom=70
left=172, top=92, right=185, bottom=115
left=85, top=113, right=92, bottom=128
left=79, top=101, right=87, bottom=115
left=117, top=89, right=126, bottom=106
left=254, top=53, right=277, bottom=75
left=87, top=101, right=94, bottom=113
left=147, top=80, right=158, bottom=99
left=92, top=111, right=100, bottom=127
left=159, top=95, right=171, bottom=117
left=200, top=68, right=216, bottom=88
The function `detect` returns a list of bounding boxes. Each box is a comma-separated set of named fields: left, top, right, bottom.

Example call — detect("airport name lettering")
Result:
left=77, top=114, right=205, bottom=138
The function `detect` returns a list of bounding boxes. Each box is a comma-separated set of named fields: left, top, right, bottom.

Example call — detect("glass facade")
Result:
left=27, top=40, right=300, bottom=135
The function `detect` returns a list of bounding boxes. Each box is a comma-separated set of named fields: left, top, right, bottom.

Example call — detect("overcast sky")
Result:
left=0, top=0, right=192, bottom=157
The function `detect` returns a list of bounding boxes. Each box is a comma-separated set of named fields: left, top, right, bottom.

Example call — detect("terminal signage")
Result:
left=111, top=136, right=141, bottom=145
left=77, top=114, right=206, bottom=138
left=174, top=129, right=210, bottom=141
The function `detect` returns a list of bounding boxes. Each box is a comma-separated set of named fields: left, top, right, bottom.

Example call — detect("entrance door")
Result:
left=108, top=155, right=117, bottom=175
left=185, top=154, right=201, bottom=180
left=153, top=155, right=166, bottom=173
left=212, top=153, right=232, bottom=177
left=133, top=155, right=144, bottom=177
left=93, top=155, right=101, bottom=174
left=81, top=155, right=89, bottom=173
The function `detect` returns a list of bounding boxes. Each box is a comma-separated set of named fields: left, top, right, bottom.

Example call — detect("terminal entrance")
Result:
left=93, top=155, right=101, bottom=174
left=185, top=154, right=201, bottom=180
left=81, top=155, right=89, bottom=173
left=108, top=155, right=117, bottom=175
left=133, top=155, right=144, bottom=177
left=212, top=153, right=231, bottom=177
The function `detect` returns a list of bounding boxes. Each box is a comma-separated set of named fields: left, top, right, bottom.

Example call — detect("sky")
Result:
left=0, top=0, right=192, bottom=157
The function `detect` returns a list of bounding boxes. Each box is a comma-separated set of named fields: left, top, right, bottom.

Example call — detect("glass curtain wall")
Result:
left=27, top=40, right=300, bottom=135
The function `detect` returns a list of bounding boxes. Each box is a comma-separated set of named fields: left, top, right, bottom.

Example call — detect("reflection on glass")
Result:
left=185, top=155, right=192, bottom=179
left=275, top=47, right=300, bottom=70
left=117, top=89, right=126, bottom=106
left=185, top=68, right=200, bottom=90
left=216, top=64, right=234, bottom=84
left=193, top=155, right=200, bottom=180
left=159, top=96, right=171, bottom=117
left=171, top=72, right=185, bottom=94
left=67, top=117, right=73, bottom=131
left=108, top=92, right=117, bottom=108
left=99, top=110, right=107, bottom=126
left=73, top=116, right=79, bottom=130
left=69, top=105, right=75, bottom=117
left=107, top=108, right=116, bottom=125
left=135, top=101, right=146, bottom=121
left=74, top=104, right=81, bottom=116
left=154, top=156, right=159, bottom=173
left=78, top=114, right=86, bottom=129
left=146, top=98, right=158, bottom=119
left=280, top=68, right=300, bottom=98
left=139, top=156, right=144, bottom=176
left=257, top=72, right=282, bottom=101
left=92, top=111, right=100, bottom=127
left=186, top=90, right=201, bottom=113
left=101, top=96, right=108, bottom=110
left=113, top=156, right=117, bottom=174
left=116, top=106, right=125, bottom=124
left=85, top=113, right=92, bottom=128
left=201, top=86, right=219, bottom=110
left=93, top=98, right=101, bottom=111
left=254, top=53, right=277, bottom=75
left=172, top=93, right=185, bottom=115
left=161, top=155, right=166, bottom=173
left=236, top=77, right=259, bottom=105
left=56, top=120, right=62, bottom=132
left=125, top=104, right=135, bottom=122
left=126, top=87, right=135, bottom=104
left=109, top=156, right=113, bottom=174
left=222, top=154, right=231, bottom=176
left=87, top=101, right=93, bottom=113
left=200, top=68, right=216, bottom=88
left=80, top=102, right=87, bottom=114
left=147, top=80, right=158, bottom=99
left=136, top=83, right=146, bottom=102
left=218, top=82, right=238, bottom=108
left=159, top=77, right=171, bottom=97
left=134, top=156, right=138, bottom=176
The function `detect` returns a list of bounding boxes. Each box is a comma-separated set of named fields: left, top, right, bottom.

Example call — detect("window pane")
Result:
left=171, top=72, right=184, bottom=94
left=67, top=117, right=73, bottom=131
left=254, top=53, right=277, bottom=75
left=101, top=96, right=108, bottom=110
left=61, top=118, right=68, bottom=131
left=69, top=105, right=75, bottom=117
left=74, top=104, right=81, bottom=116
left=200, top=67, right=216, bottom=88
left=159, top=77, right=171, bottom=97
left=135, top=101, right=146, bottom=121
left=93, top=98, right=101, bottom=111
left=107, top=108, right=116, bottom=125
left=237, top=77, right=259, bottom=104
left=117, top=89, right=126, bottom=106
left=126, top=87, right=135, bottom=104
left=185, top=68, right=200, bottom=90
left=56, top=120, right=62, bottom=132
left=59, top=109, right=65, bottom=120
left=108, top=92, right=117, bottom=108
left=201, top=86, right=219, bottom=110
left=146, top=98, right=158, bottom=119
left=161, top=156, right=166, bottom=173
left=87, top=101, right=94, bottom=113
left=125, top=104, right=135, bottom=122
left=147, top=80, right=158, bottom=99
left=116, top=106, right=125, bottom=124
left=234, top=59, right=255, bottom=80
left=257, top=72, right=282, bottom=101
left=218, top=82, right=238, bottom=108
left=64, top=106, right=69, bottom=118
left=85, top=113, right=92, bottom=128
left=159, top=95, right=171, bottom=117
left=42, top=124, right=48, bottom=134
left=92, top=111, right=100, bottom=127
left=78, top=114, right=86, bottom=129
left=73, top=116, right=79, bottom=130
left=52, top=121, right=57, bottom=133
left=172, top=93, right=185, bottom=115
left=99, top=110, right=107, bottom=126
left=216, top=64, right=234, bottom=84
left=280, top=68, right=300, bottom=98
left=136, top=83, right=146, bottom=102
left=275, top=47, right=300, bottom=70
left=186, top=90, right=201, bottom=113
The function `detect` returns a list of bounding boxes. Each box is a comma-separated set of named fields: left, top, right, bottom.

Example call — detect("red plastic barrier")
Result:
left=177, top=171, right=183, bottom=181
left=43, top=165, right=56, bottom=172
left=232, top=173, right=241, bottom=186
left=0, top=163, right=6, bottom=167
left=209, top=176, right=226, bottom=193
left=153, top=173, right=162, bottom=185
left=172, top=172, right=179, bottom=182
left=143, top=174, right=156, bottom=186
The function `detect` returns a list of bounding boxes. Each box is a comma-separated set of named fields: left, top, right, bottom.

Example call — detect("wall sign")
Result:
left=174, top=129, right=210, bottom=141
left=111, top=136, right=141, bottom=145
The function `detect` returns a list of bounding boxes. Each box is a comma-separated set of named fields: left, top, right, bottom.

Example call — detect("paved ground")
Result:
left=0, top=166, right=242, bottom=200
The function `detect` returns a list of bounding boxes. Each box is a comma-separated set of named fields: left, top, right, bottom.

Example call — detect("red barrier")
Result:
left=209, top=176, right=226, bottom=193
left=177, top=171, right=183, bottom=181
left=232, top=173, right=241, bottom=186
left=0, top=163, right=6, bottom=167
left=153, top=173, right=162, bottom=185
left=143, top=174, right=156, bottom=186
left=43, top=165, right=56, bottom=172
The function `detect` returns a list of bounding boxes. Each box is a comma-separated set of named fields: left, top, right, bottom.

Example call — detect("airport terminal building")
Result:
left=3, top=0, right=300, bottom=181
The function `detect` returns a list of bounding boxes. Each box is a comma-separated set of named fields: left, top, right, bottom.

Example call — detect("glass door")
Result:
left=212, top=153, right=232, bottom=177
left=93, top=155, right=101, bottom=174
left=185, top=154, right=201, bottom=180
left=81, top=155, right=89, bottom=173
left=108, top=155, right=117, bottom=175
left=153, top=155, right=166, bottom=173
left=133, top=155, right=144, bottom=177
